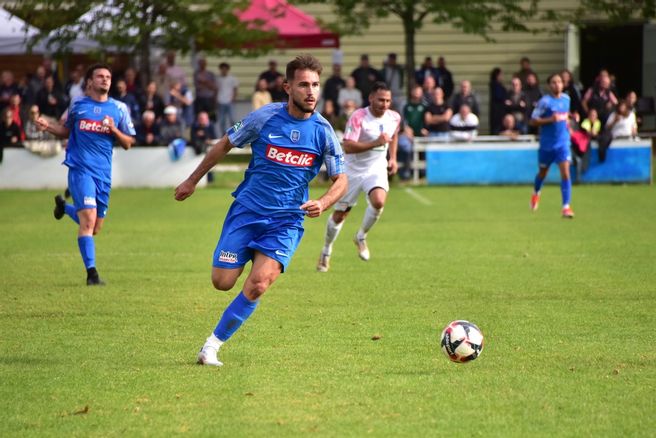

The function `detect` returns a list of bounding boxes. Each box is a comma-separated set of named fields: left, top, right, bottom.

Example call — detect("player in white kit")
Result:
left=317, top=81, right=401, bottom=272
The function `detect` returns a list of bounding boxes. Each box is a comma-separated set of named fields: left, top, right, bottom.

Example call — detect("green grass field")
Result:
left=1, top=182, right=654, bottom=437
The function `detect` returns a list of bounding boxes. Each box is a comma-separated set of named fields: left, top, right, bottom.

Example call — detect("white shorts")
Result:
left=334, top=168, right=389, bottom=211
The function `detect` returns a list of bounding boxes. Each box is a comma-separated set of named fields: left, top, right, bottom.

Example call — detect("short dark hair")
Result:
left=546, top=73, right=562, bottom=84
left=85, top=63, right=112, bottom=82
left=219, top=62, right=230, bottom=69
left=286, top=54, right=323, bottom=81
left=370, top=81, right=390, bottom=95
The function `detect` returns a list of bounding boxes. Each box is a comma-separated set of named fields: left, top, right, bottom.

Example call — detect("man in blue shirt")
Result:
left=175, top=54, right=347, bottom=367
left=38, top=64, right=136, bottom=284
left=529, top=73, right=574, bottom=218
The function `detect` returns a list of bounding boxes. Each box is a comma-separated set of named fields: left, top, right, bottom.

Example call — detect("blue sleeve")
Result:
left=322, top=123, right=344, bottom=177
left=65, top=100, right=78, bottom=131
left=116, top=102, right=136, bottom=136
left=228, top=103, right=280, bottom=148
left=531, top=97, right=547, bottom=120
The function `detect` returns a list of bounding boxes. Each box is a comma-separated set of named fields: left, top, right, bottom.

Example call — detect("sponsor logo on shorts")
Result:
left=218, top=250, right=238, bottom=264
left=79, top=119, right=111, bottom=135
left=275, top=250, right=288, bottom=257
left=83, top=196, right=97, bottom=206
left=265, top=145, right=316, bottom=167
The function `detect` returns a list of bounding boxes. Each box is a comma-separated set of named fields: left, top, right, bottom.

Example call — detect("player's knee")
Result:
left=246, top=276, right=273, bottom=299
left=212, top=275, right=236, bottom=291
left=370, top=200, right=385, bottom=210
left=332, top=210, right=348, bottom=224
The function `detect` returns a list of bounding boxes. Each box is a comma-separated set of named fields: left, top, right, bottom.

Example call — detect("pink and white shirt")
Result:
left=343, top=107, right=401, bottom=173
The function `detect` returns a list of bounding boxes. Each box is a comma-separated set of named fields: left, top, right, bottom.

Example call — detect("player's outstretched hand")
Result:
left=175, top=179, right=196, bottom=201
left=300, top=199, right=324, bottom=218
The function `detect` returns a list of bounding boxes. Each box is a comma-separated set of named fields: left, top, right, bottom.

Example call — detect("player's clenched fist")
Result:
left=300, top=199, right=324, bottom=218
left=175, top=179, right=196, bottom=201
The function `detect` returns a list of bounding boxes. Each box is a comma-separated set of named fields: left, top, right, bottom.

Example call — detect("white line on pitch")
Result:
left=404, top=187, right=432, bottom=206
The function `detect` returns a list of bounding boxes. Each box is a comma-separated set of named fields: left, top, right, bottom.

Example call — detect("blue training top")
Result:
left=531, top=93, right=571, bottom=151
left=227, top=102, right=344, bottom=218
left=64, top=96, right=136, bottom=183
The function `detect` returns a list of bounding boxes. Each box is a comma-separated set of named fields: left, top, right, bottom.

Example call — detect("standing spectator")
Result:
left=139, top=81, right=165, bottom=120
left=380, top=53, right=404, bottom=111
left=403, top=85, right=428, bottom=137
left=159, top=106, right=185, bottom=145
left=24, top=105, right=54, bottom=141
left=36, top=76, right=66, bottom=119
left=251, top=78, right=272, bottom=110
left=65, top=64, right=86, bottom=103
left=322, top=64, right=346, bottom=115
left=123, top=67, right=141, bottom=96
left=515, top=56, right=535, bottom=87
left=561, top=69, right=583, bottom=120
left=0, top=107, right=22, bottom=148
left=258, top=59, right=283, bottom=93
left=504, top=76, right=528, bottom=134
left=523, top=72, right=543, bottom=135
left=165, top=51, right=187, bottom=88
left=449, top=104, right=479, bottom=141
left=25, top=66, right=47, bottom=106
left=215, top=62, right=239, bottom=136
left=167, top=81, right=193, bottom=128
left=7, top=94, right=26, bottom=141
left=337, top=76, right=362, bottom=111
left=135, top=110, right=160, bottom=146
left=269, top=75, right=288, bottom=103
left=113, top=79, right=140, bottom=127
left=488, top=67, right=507, bottom=135
left=450, top=80, right=480, bottom=116
left=424, top=87, right=452, bottom=138
left=193, top=57, right=217, bottom=120
left=415, top=56, right=438, bottom=89
left=190, top=111, right=217, bottom=155
left=350, top=54, right=382, bottom=103
left=421, top=75, right=437, bottom=106
left=397, top=124, right=414, bottom=180
left=436, top=56, right=454, bottom=99
left=0, top=71, right=20, bottom=111
left=581, top=70, right=618, bottom=125
left=320, top=100, right=344, bottom=133
left=153, top=62, right=172, bottom=102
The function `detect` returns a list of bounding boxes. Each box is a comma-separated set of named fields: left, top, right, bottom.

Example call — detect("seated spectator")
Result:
left=421, top=75, right=436, bottom=106
left=190, top=111, right=217, bottom=155
left=504, top=77, right=528, bottom=134
left=158, top=105, right=185, bottom=145
left=449, top=104, right=479, bottom=142
left=7, top=94, right=25, bottom=141
left=337, top=76, right=362, bottom=111
left=403, top=85, right=428, bottom=137
left=424, top=87, right=452, bottom=138
left=337, top=99, right=358, bottom=131
left=136, top=111, right=161, bottom=146
left=1, top=107, right=22, bottom=152
left=499, top=113, right=520, bottom=140
left=167, top=80, right=193, bottom=127
left=36, top=76, right=66, bottom=119
left=252, top=78, right=272, bottom=110
left=269, top=75, right=288, bottom=103
left=113, top=79, right=140, bottom=126
left=397, top=124, right=414, bottom=181
left=450, top=80, right=480, bottom=116
left=580, top=108, right=601, bottom=139
left=624, top=91, right=641, bottom=126
left=0, top=71, right=20, bottom=111
left=321, top=100, right=344, bottom=134
left=24, top=105, right=54, bottom=140
left=139, top=81, right=165, bottom=121
left=606, top=101, right=637, bottom=139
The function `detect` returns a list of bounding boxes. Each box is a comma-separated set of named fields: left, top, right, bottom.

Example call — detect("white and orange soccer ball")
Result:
left=440, top=320, right=484, bottom=363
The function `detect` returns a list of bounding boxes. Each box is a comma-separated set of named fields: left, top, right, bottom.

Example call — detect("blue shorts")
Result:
left=212, top=202, right=304, bottom=272
left=67, top=167, right=111, bottom=218
left=538, top=147, right=571, bottom=168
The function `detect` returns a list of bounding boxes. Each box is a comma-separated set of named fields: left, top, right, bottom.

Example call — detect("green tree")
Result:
left=9, top=0, right=276, bottom=83
left=298, top=0, right=538, bottom=98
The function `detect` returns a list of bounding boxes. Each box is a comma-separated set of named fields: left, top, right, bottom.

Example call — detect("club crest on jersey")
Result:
left=290, top=129, right=300, bottom=143
left=93, top=106, right=101, bottom=114
left=79, top=119, right=111, bottom=135
left=266, top=145, right=316, bottom=167
left=218, top=250, right=238, bottom=264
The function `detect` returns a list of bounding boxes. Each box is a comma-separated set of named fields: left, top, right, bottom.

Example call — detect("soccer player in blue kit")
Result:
left=37, top=64, right=136, bottom=285
left=175, top=54, right=347, bottom=366
left=529, top=73, right=575, bottom=218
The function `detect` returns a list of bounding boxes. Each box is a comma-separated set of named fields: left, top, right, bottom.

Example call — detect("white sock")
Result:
left=205, top=333, right=224, bottom=350
left=357, top=205, right=383, bottom=239
left=323, top=216, right=344, bottom=255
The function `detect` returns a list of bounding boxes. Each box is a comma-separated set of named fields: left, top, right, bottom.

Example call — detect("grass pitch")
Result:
left=1, top=182, right=654, bottom=437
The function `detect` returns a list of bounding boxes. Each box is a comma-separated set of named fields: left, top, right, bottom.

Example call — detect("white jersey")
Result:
left=343, top=107, right=401, bottom=173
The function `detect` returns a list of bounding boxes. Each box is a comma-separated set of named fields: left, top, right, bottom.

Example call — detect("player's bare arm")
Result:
left=387, top=128, right=399, bottom=175
left=36, top=116, right=69, bottom=138
left=300, top=173, right=347, bottom=218
left=342, top=133, right=391, bottom=154
left=103, top=116, right=135, bottom=150
left=175, top=135, right=234, bottom=201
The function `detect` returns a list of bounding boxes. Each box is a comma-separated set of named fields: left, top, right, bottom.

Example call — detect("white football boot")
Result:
left=316, top=252, right=331, bottom=272
left=353, top=234, right=370, bottom=261
left=197, top=336, right=223, bottom=366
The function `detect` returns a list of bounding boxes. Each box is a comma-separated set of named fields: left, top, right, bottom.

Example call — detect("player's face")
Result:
left=549, top=75, right=563, bottom=95
left=91, top=68, right=112, bottom=94
left=286, top=69, right=320, bottom=118
left=369, top=89, right=392, bottom=117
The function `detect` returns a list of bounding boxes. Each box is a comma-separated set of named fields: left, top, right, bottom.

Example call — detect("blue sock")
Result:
left=65, top=204, right=80, bottom=224
left=77, top=236, right=96, bottom=269
left=533, top=175, right=545, bottom=194
left=560, top=178, right=572, bottom=206
left=213, top=291, right=259, bottom=342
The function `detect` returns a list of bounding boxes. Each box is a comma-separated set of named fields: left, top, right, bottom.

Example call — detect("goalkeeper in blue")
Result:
left=37, top=64, right=136, bottom=285
left=175, top=54, right=347, bottom=367
left=529, top=73, right=574, bottom=218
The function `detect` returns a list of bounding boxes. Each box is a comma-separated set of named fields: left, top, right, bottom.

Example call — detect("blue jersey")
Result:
left=64, top=96, right=136, bottom=183
left=227, top=103, right=344, bottom=218
left=531, top=93, right=571, bottom=151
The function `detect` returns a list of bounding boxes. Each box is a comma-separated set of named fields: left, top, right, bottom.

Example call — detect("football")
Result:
left=440, top=320, right=484, bottom=363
